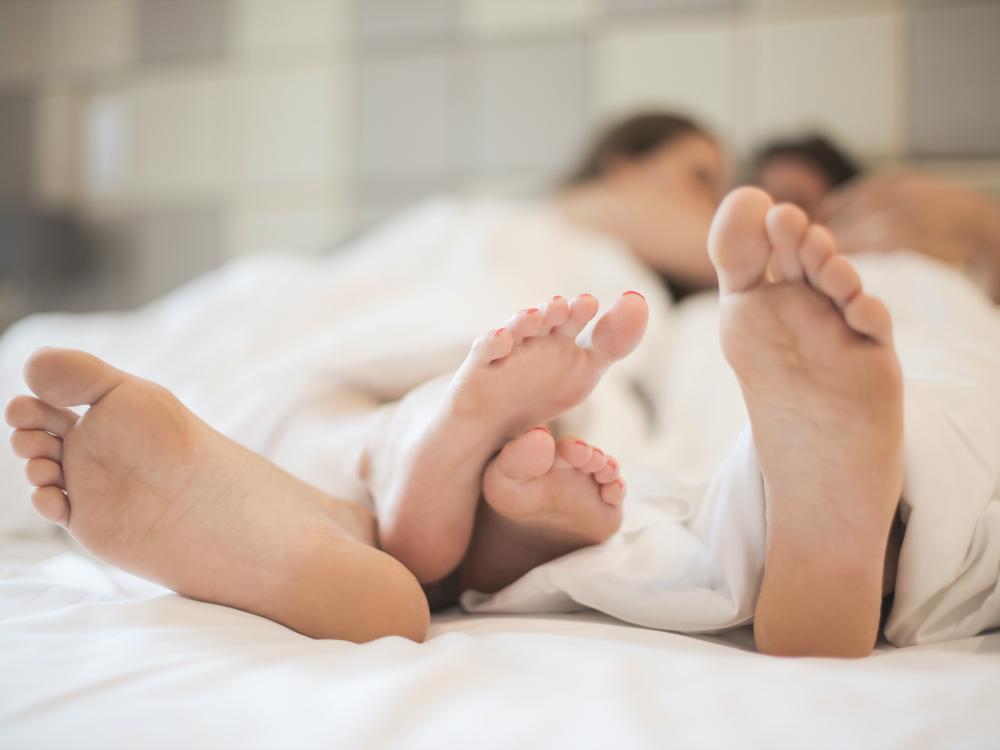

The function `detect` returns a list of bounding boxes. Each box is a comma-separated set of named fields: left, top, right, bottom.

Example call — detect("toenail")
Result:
left=592, top=447, right=604, bottom=456
left=607, top=459, right=617, bottom=469
left=574, top=440, right=589, bottom=448
left=530, top=426, right=552, bottom=435
left=491, top=328, right=506, bottom=337
left=523, top=307, right=539, bottom=314
left=551, top=295, right=563, bottom=301
left=623, top=290, right=645, bottom=300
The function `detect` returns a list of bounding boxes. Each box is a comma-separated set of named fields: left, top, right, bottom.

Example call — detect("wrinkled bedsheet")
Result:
left=1, top=535, right=999, bottom=750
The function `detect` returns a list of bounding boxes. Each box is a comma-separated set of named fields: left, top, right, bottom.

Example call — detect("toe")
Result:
left=23, top=348, right=126, bottom=408
left=844, top=294, right=893, bottom=345
left=471, top=327, right=514, bottom=364
left=817, top=255, right=863, bottom=309
left=554, top=294, right=599, bottom=339
left=25, top=457, right=64, bottom=488
left=600, top=479, right=626, bottom=507
left=708, top=186, right=774, bottom=293
left=799, top=224, right=837, bottom=288
left=493, top=428, right=556, bottom=481
left=765, top=203, right=810, bottom=282
left=593, top=455, right=619, bottom=484
left=556, top=437, right=593, bottom=469
left=31, top=486, right=70, bottom=527
left=585, top=291, right=648, bottom=365
left=509, top=308, right=544, bottom=343
left=5, top=395, right=78, bottom=436
left=541, top=295, right=570, bottom=334
left=10, top=430, right=62, bottom=461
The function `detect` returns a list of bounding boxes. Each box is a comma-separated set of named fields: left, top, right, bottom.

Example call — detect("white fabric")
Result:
left=2, top=537, right=999, bottom=749
left=0, top=198, right=998, bottom=648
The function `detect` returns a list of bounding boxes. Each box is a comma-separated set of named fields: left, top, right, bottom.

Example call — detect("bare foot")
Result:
left=709, top=187, right=904, bottom=657
left=459, top=427, right=625, bottom=593
left=368, top=292, right=647, bottom=584
left=5, top=348, right=429, bottom=642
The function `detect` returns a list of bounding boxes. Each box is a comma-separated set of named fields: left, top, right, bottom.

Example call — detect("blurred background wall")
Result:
left=1, top=0, right=998, bottom=323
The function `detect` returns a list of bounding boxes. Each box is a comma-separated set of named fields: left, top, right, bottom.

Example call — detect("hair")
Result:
left=750, top=134, right=861, bottom=188
left=562, top=111, right=712, bottom=187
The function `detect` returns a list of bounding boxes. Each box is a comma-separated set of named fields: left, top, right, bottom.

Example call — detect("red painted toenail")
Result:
left=580, top=293, right=595, bottom=298
left=592, top=447, right=604, bottom=456
left=574, top=440, right=589, bottom=448
left=607, top=458, right=618, bottom=469
left=623, top=290, right=645, bottom=300
left=524, top=307, right=539, bottom=314
left=551, top=295, right=564, bottom=301
left=530, top=426, right=552, bottom=435
left=491, top=327, right=506, bottom=337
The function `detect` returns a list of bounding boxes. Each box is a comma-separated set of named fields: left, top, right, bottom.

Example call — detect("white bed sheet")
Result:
left=2, top=535, right=998, bottom=750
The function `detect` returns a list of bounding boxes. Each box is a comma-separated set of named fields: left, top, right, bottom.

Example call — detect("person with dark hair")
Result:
left=556, top=111, right=726, bottom=295
left=749, top=133, right=861, bottom=217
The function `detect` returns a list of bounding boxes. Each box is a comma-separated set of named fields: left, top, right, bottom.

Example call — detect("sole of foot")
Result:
left=370, top=291, right=647, bottom=584
left=708, top=187, right=904, bottom=657
left=465, top=427, right=625, bottom=594
left=5, top=348, right=429, bottom=643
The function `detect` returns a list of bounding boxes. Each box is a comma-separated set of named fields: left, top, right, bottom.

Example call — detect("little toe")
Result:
left=493, top=427, right=556, bottom=481
left=708, top=186, right=774, bottom=293
left=31, top=486, right=70, bottom=527
left=765, top=203, right=810, bottom=282
left=25, top=457, right=64, bottom=488
left=11, top=429, right=62, bottom=461
left=817, top=254, right=863, bottom=309
left=556, top=437, right=593, bottom=469
left=555, top=294, right=599, bottom=339
left=5, top=395, right=78, bottom=436
left=585, top=291, right=649, bottom=366
left=471, top=327, right=514, bottom=364
left=844, top=294, right=893, bottom=345
left=509, top=308, right=544, bottom=343
left=600, top=479, right=626, bottom=507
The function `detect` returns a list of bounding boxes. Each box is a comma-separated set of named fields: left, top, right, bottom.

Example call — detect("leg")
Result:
left=5, top=348, right=429, bottom=643
left=708, top=188, right=904, bottom=657
left=458, top=428, right=626, bottom=594
left=365, top=292, right=648, bottom=584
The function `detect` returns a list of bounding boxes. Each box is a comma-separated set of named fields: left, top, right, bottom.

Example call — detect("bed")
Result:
left=2, top=531, right=998, bottom=749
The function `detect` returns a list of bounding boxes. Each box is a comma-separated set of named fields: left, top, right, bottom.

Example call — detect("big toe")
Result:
left=708, top=186, right=774, bottom=293
left=586, top=291, right=648, bottom=365
left=492, top=428, right=556, bottom=482
left=24, top=348, right=126, bottom=408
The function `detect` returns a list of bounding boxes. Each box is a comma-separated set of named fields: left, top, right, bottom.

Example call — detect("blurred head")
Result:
left=750, top=135, right=860, bottom=217
left=564, top=111, right=724, bottom=208
left=559, top=112, right=725, bottom=283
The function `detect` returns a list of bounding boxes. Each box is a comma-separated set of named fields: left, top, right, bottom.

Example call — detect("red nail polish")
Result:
left=524, top=307, right=539, bottom=314
left=551, top=295, right=564, bottom=301
left=580, top=293, right=595, bottom=299
left=491, top=327, right=506, bottom=337
left=592, top=447, right=604, bottom=456
left=574, top=440, right=589, bottom=448
left=530, top=426, right=552, bottom=435
left=607, top=458, right=618, bottom=469
left=623, top=290, right=645, bottom=300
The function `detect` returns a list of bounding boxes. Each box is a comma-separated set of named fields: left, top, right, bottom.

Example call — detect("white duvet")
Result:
left=1, top=198, right=998, bottom=648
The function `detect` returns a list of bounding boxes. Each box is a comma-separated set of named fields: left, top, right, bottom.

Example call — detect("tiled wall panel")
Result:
left=465, top=39, right=590, bottom=174
left=909, top=2, right=1000, bottom=157
left=595, top=22, right=737, bottom=141
left=756, top=12, right=902, bottom=158
left=137, top=0, right=228, bottom=65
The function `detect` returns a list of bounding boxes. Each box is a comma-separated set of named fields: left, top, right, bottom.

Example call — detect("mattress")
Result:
left=2, top=534, right=998, bottom=750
